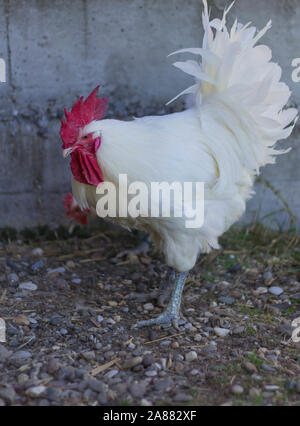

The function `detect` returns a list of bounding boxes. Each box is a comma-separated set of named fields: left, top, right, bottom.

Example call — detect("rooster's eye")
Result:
left=83, top=135, right=89, bottom=139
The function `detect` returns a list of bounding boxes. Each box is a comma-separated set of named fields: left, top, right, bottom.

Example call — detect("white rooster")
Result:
left=61, top=0, right=297, bottom=328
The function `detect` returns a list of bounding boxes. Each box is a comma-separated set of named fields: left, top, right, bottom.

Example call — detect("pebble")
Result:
left=193, top=334, right=202, bottom=342
left=11, top=350, right=32, bottom=360
left=185, top=351, right=198, bottom=362
left=0, top=344, right=12, bottom=361
left=104, top=369, right=119, bottom=379
left=265, top=385, right=280, bottom=391
left=269, top=287, right=284, bottom=296
left=249, top=388, right=261, bottom=398
left=17, top=373, right=29, bottom=385
left=123, top=356, right=143, bottom=369
left=26, top=385, right=47, bottom=398
left=232, top=326, right=245, bottom=335
left=145, top=370, right=157, bottom=377
left=232, top=385, right=244, bottom=395
left=8, top=273, right=19, bottom=283
left=19, top=282, right=38, bottom=291
left=214, top=327, right=230, bottom=338
left=218, top=297, right=235, bottom=305
left=47, top=267, right=66, bottom=275
left=129, top=381, right=148, bottom=398
left=189, top=369, right=200, bottom=376
left=254, top=287, right=268, bottom=295
left=173, top=392, right=193, bottom=402
left=153, top=379, right=173, bottom=392
left=81, top=351, right=96, bottom=361
left=72, top=279, right=82, bottom=284
left=143, top=303, right=154, bottom=311
left=32, top=248, right=44, bottom=257
left=142, top=355, right=155, bottom=368
left=46, top=387, right=62, bottom=401
left=88, top=378, right=106, bottom=393
left=0, top=384, right=16, bottom=405
left=243, top=362, right=257, bottom=374
left=31, top=260, right=45, bottom=271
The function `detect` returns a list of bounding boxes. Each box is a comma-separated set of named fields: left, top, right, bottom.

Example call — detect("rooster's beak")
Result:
left=62, top=148, right=73, bottom=158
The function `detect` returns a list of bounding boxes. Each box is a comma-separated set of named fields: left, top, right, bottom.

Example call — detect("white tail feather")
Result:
left=168, top=0, right=297, bottom=171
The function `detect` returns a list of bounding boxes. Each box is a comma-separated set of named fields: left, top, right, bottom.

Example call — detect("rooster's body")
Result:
left=61, top=1, right=297, bottom=328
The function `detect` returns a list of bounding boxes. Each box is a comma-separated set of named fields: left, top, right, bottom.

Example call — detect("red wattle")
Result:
left=70, top=138, right=103, bottom=186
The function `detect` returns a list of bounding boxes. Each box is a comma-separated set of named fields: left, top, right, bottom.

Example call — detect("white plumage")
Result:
left=72, top=0, right=297, bottom=274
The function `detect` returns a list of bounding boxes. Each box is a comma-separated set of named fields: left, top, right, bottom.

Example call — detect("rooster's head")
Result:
left=60, top=86, right=108, bottom=186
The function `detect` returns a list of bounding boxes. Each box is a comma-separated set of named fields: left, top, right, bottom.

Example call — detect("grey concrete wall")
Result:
left=0, top=0, right=299, bottom=229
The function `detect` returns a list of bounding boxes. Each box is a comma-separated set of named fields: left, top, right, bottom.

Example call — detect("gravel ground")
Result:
left=0, top=224, right=299, bottom=406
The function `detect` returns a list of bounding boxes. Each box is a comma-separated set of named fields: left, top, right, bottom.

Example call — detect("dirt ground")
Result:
left=0, top=223, right=299, bottom=406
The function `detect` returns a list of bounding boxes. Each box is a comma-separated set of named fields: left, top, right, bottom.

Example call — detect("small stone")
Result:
left=189, top=369, right=200, bottom=376
left=59, top=328, right=68, bottom=335
left=214, top=327, right=230, bottom=338
left=129, top=381, right=148, bottom=398
left=173, top=392, right=193, bottom=402
left=261, top=363, right=275, bottom=373
left=193, top=334, right=202, bottom=342
left=265, top=385, right=280, bottom=391
left=72, top=278, right=81, bottom=285
left=82, top=351, right=96, bottom=361
left=243, top=362, right=257, bottom=374
left=11, top=350, right=32, bottom=360
left=47, top=267, right=66, bottom=275
left=254, top=287, right=268, bottom=296
left=19, top=282, right=37, bottom=291
left=104, top=369, right=118, bottom=379
left=232, top=326, right=245, bottom=335
left=145, top=370, right=157, bottom=377
left=123, top=356, right=143, bottom=369
left=46, top=388, right=62, bottom=401
left=185, top=351, right=198, bottom=362
left=0, top=344, right=12, bottom=361
left=142, top=355, right=155, bottom=368
left=141, top=398, right=152, bottom=406
left=88, top=379, right=106, bottom=393
left=144, top=303, right=154, bottom=311
left=218, top=297, right=235, bottom=305
left=0, top=384, right=16, bottom=405
left=8, top=273, right=18, bottom=283
left=97, top=315, right=104, bottom=323
left=17, top=373, right=29, bottom=385
left=153, top=378, right=173, bottom=392
left=249, top=388, right=261, bottom=398
left=232, top=385, right=244, bottom=395
left=31, top=260, right=44, bottom=271
left=26, top=385, right=47, bottom=398
left=264, top=271, right=273, bottom=285
left=269, top=287, right=284, bottom=296
left=32, top=248, right=44, bottom=257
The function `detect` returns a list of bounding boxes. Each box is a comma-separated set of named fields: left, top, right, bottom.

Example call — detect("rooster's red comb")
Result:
left=60, top=86, right=108, bottom=149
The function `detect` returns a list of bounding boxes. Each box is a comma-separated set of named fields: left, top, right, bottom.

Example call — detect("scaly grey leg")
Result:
left=133, top=270, right=188, bottom=329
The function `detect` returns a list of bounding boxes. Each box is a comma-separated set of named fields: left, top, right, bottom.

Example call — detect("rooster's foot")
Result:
left=133, top=311, right=185, bottom=330
left=133, top=271, right=188, bottom=330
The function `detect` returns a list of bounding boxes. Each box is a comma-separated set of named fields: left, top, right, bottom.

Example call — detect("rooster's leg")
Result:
left=134, top=270, right=188, bottom=329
